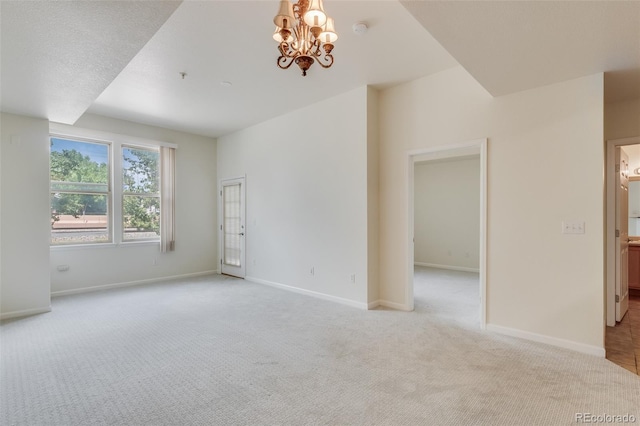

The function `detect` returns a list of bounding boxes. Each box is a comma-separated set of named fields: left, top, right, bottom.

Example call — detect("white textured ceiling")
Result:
left=0, top=0, right=181, bottom=124
left=1, top=1, right=639, bottom=139
left=401, top=0, right=640, bottom=103
left=86, top=1, right=457, bottom=137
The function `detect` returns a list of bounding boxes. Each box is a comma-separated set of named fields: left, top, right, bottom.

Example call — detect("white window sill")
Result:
left=50, top=240, right=160, bottom=251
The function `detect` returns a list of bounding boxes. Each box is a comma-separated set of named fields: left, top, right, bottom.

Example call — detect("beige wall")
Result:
left=414, top=156, right=480, bottom=271
left=367, top=87, right=380, bottom=304
left=604, top=98, right=640, bottom=141
left=379, top=67, right=604, bottom=351
left=1, top=113, right=51, bottom=317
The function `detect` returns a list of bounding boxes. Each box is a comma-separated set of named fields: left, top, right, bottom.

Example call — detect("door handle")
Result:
left=239, top=233, right=244, bottom=236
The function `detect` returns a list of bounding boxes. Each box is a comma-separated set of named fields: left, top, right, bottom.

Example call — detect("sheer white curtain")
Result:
left=160, top=146, right=176, bottom=252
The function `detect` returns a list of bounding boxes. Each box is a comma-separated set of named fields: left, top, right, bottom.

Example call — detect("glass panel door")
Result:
left=221, top=178, right=245, bottom=278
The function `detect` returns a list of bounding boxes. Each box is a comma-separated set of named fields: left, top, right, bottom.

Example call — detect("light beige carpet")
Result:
left=1, top=267, right=639, bottom=425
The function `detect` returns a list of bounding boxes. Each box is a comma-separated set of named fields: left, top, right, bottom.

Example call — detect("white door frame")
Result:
left=219, top=176, right=246, bottom=278
left=406, top=138, right=488, bottom=329
left=606, top=137, right=640, bottom=326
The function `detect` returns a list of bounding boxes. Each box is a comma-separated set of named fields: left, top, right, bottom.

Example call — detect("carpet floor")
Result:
left=1, top=267, right=639, bottom=425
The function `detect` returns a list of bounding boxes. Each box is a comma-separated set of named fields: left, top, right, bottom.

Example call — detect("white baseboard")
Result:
left=51, top=270, right=218, bottom=297
left=1, top=306, right=51, bottom=320
left=486, top=324, right=605, bottom=357
left=368, top=299, right=413, bottom=311
left=245, top=276, right=368, bottom=310
left=368, top=300, right=380, bottom=309
left=414, top=262, right=479, bottom=273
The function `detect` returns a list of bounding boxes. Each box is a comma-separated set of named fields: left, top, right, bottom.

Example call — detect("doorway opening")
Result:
left=406, top=139, right=487, bottom=329
left=605, top=138, right=640, bottom=375
left=606, top=137, right=640, bottom=326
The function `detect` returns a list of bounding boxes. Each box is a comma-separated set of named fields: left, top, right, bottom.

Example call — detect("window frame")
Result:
left=121, top=144, right=161, bottom=243
left=50, top=134, right=113, bottom=246
left=49, top=124, right=176, bottom=249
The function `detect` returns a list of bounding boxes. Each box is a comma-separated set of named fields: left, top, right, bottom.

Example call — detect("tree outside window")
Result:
left=50, top=137, right=162, bottom=245
left=50, top=138, right=109, bottom=245
left=122, top=147, right=160, bottom=240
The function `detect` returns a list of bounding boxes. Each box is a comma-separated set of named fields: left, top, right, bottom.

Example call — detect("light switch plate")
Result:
left=562, top=221, right=585, bottom=234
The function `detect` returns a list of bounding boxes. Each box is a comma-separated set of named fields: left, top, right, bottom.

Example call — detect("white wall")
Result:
left=217, top=87, right=374, bottom=307
left=379, top=67, right=604, bottom=351
left=50, top=114, right=217, bottom=294
left=1, top=113, right=51, bottom=318
left=414, top=156, right=480, bottom=271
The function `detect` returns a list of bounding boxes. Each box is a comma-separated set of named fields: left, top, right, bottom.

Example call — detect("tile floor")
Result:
left=605, top=293, right=640, bottom=375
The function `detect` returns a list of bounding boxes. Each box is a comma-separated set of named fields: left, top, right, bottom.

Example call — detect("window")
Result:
left=50, top=138, right=110, bottom=245
left=50, top=131, right=175, bottom=248
left=122, top=146, right=160, bottom=241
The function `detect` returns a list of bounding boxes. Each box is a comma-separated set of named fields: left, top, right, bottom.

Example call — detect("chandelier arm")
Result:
left=309, top=39, right=322, bottom=57
left=315, top=54, right=334, bottom=69
left=278, top=42, right=298, bottom=59
left=277, top=55, right=296, bottom=70
left=277, top=42, right=302, bottom=70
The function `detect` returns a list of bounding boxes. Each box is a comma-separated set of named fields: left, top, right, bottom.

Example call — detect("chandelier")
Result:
left=273, top=0, right=338, bottom=76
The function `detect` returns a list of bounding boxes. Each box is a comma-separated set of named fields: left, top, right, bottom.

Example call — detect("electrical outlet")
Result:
left=310, top=267, right=315, bottom=276
left=153, top=257, right=158, bottom=266
left=350, top=274, right=356, bottom=283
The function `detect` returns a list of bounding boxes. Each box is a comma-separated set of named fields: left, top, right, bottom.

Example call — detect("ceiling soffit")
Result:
left=401, top=0, right=640, bottom=103
left=0, top=1, right=182, bottom=124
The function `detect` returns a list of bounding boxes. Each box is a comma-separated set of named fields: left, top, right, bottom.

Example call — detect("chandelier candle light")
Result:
left=273, top=0, right=338, bottom=76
